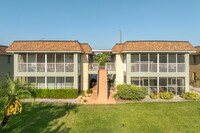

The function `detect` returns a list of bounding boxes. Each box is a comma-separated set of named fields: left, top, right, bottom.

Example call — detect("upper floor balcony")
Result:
left=88, top=63, right=115, bottom=72
left=18, top=53, right=74, bottom=73
left=130, top=53, right=185, bottom=73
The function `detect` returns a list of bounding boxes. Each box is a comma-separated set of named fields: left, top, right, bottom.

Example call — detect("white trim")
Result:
left=121, top=51, right=196, bottom=53
left=92, top=49, right=112, bottom=52
left=6, top=51, right=83, bottom=53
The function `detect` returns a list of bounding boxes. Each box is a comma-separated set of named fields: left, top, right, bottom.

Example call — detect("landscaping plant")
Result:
left=86, top=89, right=93, bottom=94
left=159, top=92, right=174, bottom=99
left=117, top=84, right=147, bottom=100
left=34, top=89, right=77, bottom=99
left=0, top=77, right=36, bottom=130
left=181, top=92, right=199, bottom=100
left=150, top=93, right=159, bottom=99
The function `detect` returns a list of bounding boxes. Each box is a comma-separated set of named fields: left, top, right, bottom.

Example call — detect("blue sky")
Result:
left=0, top=0, right=200, bottom=49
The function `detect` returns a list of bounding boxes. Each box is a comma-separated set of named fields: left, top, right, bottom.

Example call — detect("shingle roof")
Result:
left=6, top=41, right=92, bottom=53
left=112, top=44, right=124, bottom=52
left=80, top=43, right=92, bottom=52
left=0, top=45, right=12, bottom=55
left=190, top=46, right=200, bottom=55
left=112, top=41, right=196, bottom=52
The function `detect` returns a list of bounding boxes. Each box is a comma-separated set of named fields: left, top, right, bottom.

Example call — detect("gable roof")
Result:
left=112, top=41, right=196, bottom=52
left=0, top=45, right=12, bottom=55
left=6, top=40, right=93, bottom=53
left=80, top=43, right=92, bottom=53
left=112, top=44, right=124, bottom=52
left=190, top=46, right=200, bottom=55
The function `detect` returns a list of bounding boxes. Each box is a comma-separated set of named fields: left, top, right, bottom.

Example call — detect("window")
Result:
left=149, top=54, right=157, bottom=72
left=65, top=77, right=74, bottom=88
left=56, top=77, right=64, bottom=89
left=193, top=72, right=197, bottom=80
left=47, top=77, right=55, bottom=89
left=56, top=54, right=64, bottom=72
left=193, top=56, right=196, bottom=64
left=149, top=77, right=157, bottom=94
left=168, top=77, right=176, bottom=94
left=18, top=54, right=26, bottom=72
left=131, top=54, right=139, bottom=72
left=130, top=53, right=185, bottom=73
left=28, top=54, right=36, bottom=72
left=168, top=54, right=176, bottom=72
left=37, top=77, right=45, bottom=89
left=65, top=54, right=74, bottom=72
left=7, top=55, right=10, bottom=64
left=131, top=77, right=140, bottom=86
left=177, top=54, right=185, bottom=72
left=47, top=54, right=55, bottom=72
left=28, top=77, right=36, bottom=86
left=159, top=77, right=167, bottom=93
left=159, top=54, right=167, bottom=72
left=37, top=54, right=45, bottom=72
left=140, top=54, right=148, bottom=72
left=177, top=77, right=185, bottom=95
left=130, top=77, right=185, bottom=95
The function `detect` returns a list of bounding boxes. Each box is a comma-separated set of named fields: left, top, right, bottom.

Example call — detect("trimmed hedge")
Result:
left=117, top=84, right=147, bottom=100
left=34, top=89, right=78, bottom=99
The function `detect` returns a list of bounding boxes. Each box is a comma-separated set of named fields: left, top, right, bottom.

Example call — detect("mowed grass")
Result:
left=1, top=101, right=200, bottom=133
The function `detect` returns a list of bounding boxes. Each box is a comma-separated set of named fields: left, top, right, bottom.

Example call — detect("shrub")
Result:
left=113, top=93, right=120, bottom=100
left=86, top=89, right=93, bottom=94
left=81, top=90, right=85, bottom=96
left=159, top=92, right=174, bottom=99
left=181, top=92, right=199, bottom=100
left=34, top=89, right=78, bottom=99
left=83, top=99, right=87, bottom=102
left=117, top=84, right=147, bottom=100
left=150, top=93, right=159, bottom=99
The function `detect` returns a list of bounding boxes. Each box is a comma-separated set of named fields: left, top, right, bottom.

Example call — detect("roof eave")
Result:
left=120, top=51, right=196, bottom=53
left=6, top=50, right=83, bottom=53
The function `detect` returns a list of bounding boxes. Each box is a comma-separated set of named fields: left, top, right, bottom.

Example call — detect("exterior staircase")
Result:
left=88, top=69, right=116, bottom=104
left=97, top=69, right=108, bottom=102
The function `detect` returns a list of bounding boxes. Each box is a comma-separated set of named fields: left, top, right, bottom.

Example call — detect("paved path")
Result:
left=23, top=98, right=78, bottom=104
left=190, top=85, right=200, bottom=96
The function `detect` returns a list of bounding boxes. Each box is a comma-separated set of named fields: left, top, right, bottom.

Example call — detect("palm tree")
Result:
left=0, top=77, right=36, bottom=130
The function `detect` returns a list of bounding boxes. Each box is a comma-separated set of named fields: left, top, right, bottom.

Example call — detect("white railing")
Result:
left=88, top=63, right=99, bottom=71
left=18, top=63, right=74, bottom=72
left=105, top=63, right=115, bottom=71
left=131, top=63, right=185, bottom=73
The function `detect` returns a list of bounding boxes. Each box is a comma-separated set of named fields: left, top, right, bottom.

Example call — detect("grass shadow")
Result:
left=0, top=102, right=78, bottom=133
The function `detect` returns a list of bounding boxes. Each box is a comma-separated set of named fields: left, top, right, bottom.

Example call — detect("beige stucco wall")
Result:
left=115, top=54, right=124, bottom=86
left=189, top=55, right=200, bottom=87
left=81, top=54, right=89, bottom=91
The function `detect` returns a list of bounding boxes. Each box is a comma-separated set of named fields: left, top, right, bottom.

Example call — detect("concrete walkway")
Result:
left=190, top=85, right=200, bottom=96
left=23, top=98, right=78, bottom=104
left=116, top=95, right=193, bottom=104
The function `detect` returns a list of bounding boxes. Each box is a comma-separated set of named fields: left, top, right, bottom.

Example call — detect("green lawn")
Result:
left=1, top=101, right=200, bottom=133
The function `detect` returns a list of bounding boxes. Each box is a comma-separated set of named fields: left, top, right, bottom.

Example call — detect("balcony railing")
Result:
left=18, top=63, right=74, bottom=72
left=105, top=63, right=115, bottom=71
left=88, top=63, right=99, bottom=71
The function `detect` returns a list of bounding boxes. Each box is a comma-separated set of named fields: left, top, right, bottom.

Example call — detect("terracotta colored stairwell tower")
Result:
left=97, top=69, right=108, bottom=102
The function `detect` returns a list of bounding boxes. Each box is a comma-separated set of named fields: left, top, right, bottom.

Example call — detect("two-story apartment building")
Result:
left=112, top=41, right=195, bottom=95
left=189, top=46, right=200, bottom=87
left=6, top=40, right=196, bottom=96
left=0, top=45, right=13, bottom=80
left=6, top=40, right=93, bottom=92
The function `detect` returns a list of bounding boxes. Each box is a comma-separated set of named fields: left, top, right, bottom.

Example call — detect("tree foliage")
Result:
left=93, top=52, right=111, bottom=65
left=0, top=77, right=36, bottom=130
